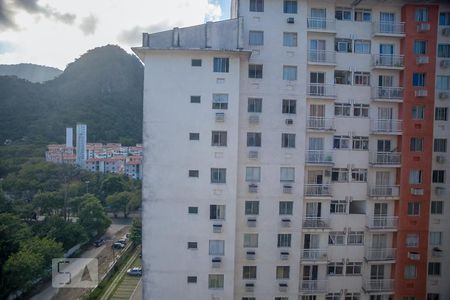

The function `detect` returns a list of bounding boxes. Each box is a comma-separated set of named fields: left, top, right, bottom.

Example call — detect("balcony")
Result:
left=307, top=18, right=336, bottom=33
left=306, top=117, right=335, bottom=131
left=372, top=54, right=404, bottom=69
left=303, top=217, right=330, bottom=229
left=371, top=86, right=403, bottom=102
left=362, top=279, right=394, bottom=293
left=370, top=152, right=401, bottom=167
left=299, top=280, right=328, bottom=294
left=305, top=150, right=334, bottom=165
left=370, top=119, right=402, bottom=135
left=301, top=249, right=328, bottom=262
left=372, top=22, right=405, bottom=37
left=307, top=50, right=336, bottom=65
left=307, top=84, right=336, bottom=99
left=437, top=90, right=450, bottom=100
left=368, top=185, right=400, bottom=198
left=304, top=184, right=332, bottom=197
left=366, top=216, right=398, bottom=231
left=365, top=248, right=396, bottom=262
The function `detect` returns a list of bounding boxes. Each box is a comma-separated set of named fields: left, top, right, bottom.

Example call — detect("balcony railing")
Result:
left=368, top=185, right=400, bottom=197
left=362, top=279, right=394, bottom=292
left=372, top=54, right=404, bottom=68
left=372, top=22, right=405, bottom=36
left=307, top=18, right=336, bottom=31
left=307, top=84, right=336, bottom=98
left=370, top=152, right=401, bottom=166
left=303, top=217, right=330, bottom=229
left=307, top=50, right=336, bottom=64
left=305, top=150, right=334, bottom=165
left=304, top=184, right=332, bottom=197
left=365, top=248, right=396, bottom=261
left=299, top=280, right=328, bottom=293
left=301, top=249, right=328, bottom=261
left=306, top=117, right=335, bottom=131
left=371, top=119, right=403, bottom=134
left=372, top=86, right=404, bottom=101
left=367, top=216, right=398, bottom=230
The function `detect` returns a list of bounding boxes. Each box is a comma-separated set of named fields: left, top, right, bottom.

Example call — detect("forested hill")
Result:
left=0, top=45, right=144, bottom=145
left=0, top=63, right=62, bottom=83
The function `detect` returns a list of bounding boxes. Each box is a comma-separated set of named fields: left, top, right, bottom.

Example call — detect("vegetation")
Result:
left=130, top=218, right=142, bottom=245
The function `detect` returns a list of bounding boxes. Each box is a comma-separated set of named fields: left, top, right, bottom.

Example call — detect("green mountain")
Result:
left=0, top=63, right=62, bottom=83
left=0, top=45, right=144, bottom=145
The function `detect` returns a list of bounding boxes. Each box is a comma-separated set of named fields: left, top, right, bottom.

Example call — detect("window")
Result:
left=346, top=262, right=362, bottom=275
left=429, top=232, right=442, bottom=246
left=431, top=201, right=443, bottom=214
left=428, top=262, right=441, bottom=276
left=277, top=234, right=291, bottom=247
left=212, top=94, right=228, bottom=109
left=189, top=170, right=199, bottom=177
left=211, top=168, right=226, bottom=183
left=248, top=64, right=263, bottom=79
left=211, top=131, right=227, bottom=147
left=434, top=139, right=447, bottom=152
left=335, top=7, right=352, bottom=20
left=437, top=76, right=450, bottom=90
left=279, top=201, right=293, bottom=215
left=330, top=200, right=347, bottom=214
left=210, top=205, right=225, bottom=220
left=347, top=231, right=364, bottom=245
left=440, top=12, right=450, bottom=25
left=410, top=138, right=423, bottom=152
left=353, top=104, right=369, bottom=117
left=246, top=167, right=261, bottom=182
left=335, top=103, right=351, bottom=116
left=283, top=32, right=297, bottom=47
left=243, top=266, right=257, bottom=279
left=282, top=99, right=296, bottom=114
left=213, top=57, right=229, bottom=73
left=244, top=233, right=258, bottom=248
left=427, top=293, right=440, bottom=300
left=243, top=298, right=256, bottom=300
left=333, top=135, right=350, bottom=149
left=349, top=201, right=366, bottom=215
left=190, top=95, right=201, bottom=103
left=408, top=202, right=421, bottom=216
left=335, top=38, right=352, bottom=52
left=412, top=73, right=426, bottom=86
left=283, top=0, right=297, bottom=14
left=328, top=231, right=346, bottom=245
left=326, top=293, right=341, bottom=300
left=187, top=276, right=197, bottom=283
left=414, top=40, right=427, bottom=55
left=248, top=98, right=262, bottom=113
left=249, top=31, right=264, bottom=46
left=438, top=44, right=450, bottom=58
left=409, top=170, right=422, bottom=184
left=247, top=132, right=262, bottom=147
left=435, top=107, right=448, bottom=121
left=281, top=133, right=296, bottom=148
left=188, top=242, right=198, bottom=249
left=404, top=297, right=416, bottom=300
left=415, top=7, right=428, bottom=22
left=283, top=65, right=297, bottom=81
left=276, top=266, right=290, bottom=279
left=245, top=201, right=259, bottom=215
left=406, top=234, right=419, bottom=247
left=405, top=265, right=417, bottom=279
left=208, top=274, right=224, bottom=289
left=352, top=136, right=369, bottom=150
left=209, top=240, right=225, bottom=256
left=280, top=167, right=295, bottom=182
left=334, top=70, right=352, bottom=85
left=188, top=206, right=198, bottom=214
left=354, top=40, right=370, bottom=54
left=354, top=72, right=370, bottom=86
left=327, top=262, right=344, bottom=275
left=191, top=59, right=202, bottom=67
left=189, top=133, right=200, bottom=140
left=249, top=0, right=264, bottom=12
left=412, top=105, right=425, bottom=120
left=331, top=168, right=349, bottom=182
left=354, top=8, right=371, bottom=22
left=351, top=168, right=368, bottom=182
left=432, top=170, right=445, bottom=183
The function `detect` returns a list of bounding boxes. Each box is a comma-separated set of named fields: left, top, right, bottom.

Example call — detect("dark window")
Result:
left=213, top=57, right=229, bottom=73
left=187, top=242, right=198, bottom=249
left=188, top=206, right=198, bottom=214
left=187, top=276, right=197, bottom=283
left=189, top=133, right=200, bottom=140
left=190, top=96, right=201, bottom=103
left=189, top=170, right=199, bottom=177
left=282, top=99, right=296, bottom=114
left=248, top=64, right=263, bottom=78
left=249, top=0, right=264, bottom=12
left=191, top=59, right=202, bottom=67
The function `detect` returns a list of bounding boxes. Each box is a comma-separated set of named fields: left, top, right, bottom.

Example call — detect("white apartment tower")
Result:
left=66, top=127, right=73, bottom=148
left=134, top=1, right=450, bottom=299
left=76, top=123, right=87, bottom=167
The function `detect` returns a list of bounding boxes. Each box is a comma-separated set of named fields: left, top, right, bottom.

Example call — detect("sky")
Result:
left=0, top=0, right=230, bottom=69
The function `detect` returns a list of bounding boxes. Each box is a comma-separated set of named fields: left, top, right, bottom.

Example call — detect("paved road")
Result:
left=130, top=278, right=142, bottom=300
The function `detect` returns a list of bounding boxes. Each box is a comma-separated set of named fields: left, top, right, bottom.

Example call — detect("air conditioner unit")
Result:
left=246, top=250, right=256, bottom=260
left=410, top=188, right=424, bottom=195
left=337, top=42, right=348, bottom=52
left=278, top=282, right=288, bottom=292
left=285, top=118, right=294, bottom=125
left=247, top=217, right=257, bottom=227
left=215, top=112, right=225, bottom=122
left=211, top=257, right=222, bottom=268
left=414, top=89, right=428, bottom=97
left=324, top=169, right=331, bottom=177
left=283, top=185, right=292, bottom=194
left=248, top=184, right=258, bottom=193
left=212, top=224, right=222, bottom=233
left=249, top=115, right=259, bottom=124
left=245, top=282, right=255, bottom=292
left=436, top=155, right=446, bottom=163
left=442, top=27, right=450, bottom=36
left=417, top=23, right=431, bottom=32
left=280, top=251, right=289, bottom=260
left=248, top=150, right=259, bottom=160
left=408, top=251, right=420, bottom=261
left=440, top=59, right=450, bottom=68
left=281, top=218, right=291, bottom=227
left=435, top=187, right=445, bottom=196
left=439, top=92, right=449, bottom=99
left=287, top=17, right=295, bottom=24
left=416, top=56, right=429, bottom=64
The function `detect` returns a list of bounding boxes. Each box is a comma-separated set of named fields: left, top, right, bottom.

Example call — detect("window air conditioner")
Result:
left=248, top=184, right=258, bottom=193
left=416, top=56, right=429, bottom=64
left=249, top=115, right=259, bottom=124
left=442, top=27, right=450, bottom=36
left=439, top=92, right=449, bottom=99
left=285, top=118, right=294, bottom=125
left=417, top=23, right=430, bottom=32
left=414, top=89, right=427, bottom=97
left=215, top=112, right=225, bottom=122
left=283, top=185, right=292, bottom=194
left=280, top=251, right=289, bottom=260
left=436, top=155, right=446, bottom=163
left=440, top=60, right=450, bottom=68
left=287, top=17, right=295, bottom=24
left=248, top=150, right=259, bottom=160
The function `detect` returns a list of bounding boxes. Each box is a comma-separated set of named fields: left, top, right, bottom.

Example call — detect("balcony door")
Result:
left=303, top=234, right=320, bottom=249
left=380, top=12, right=395, bottom=33
left=375, top=171, right=391, bottom=186
left=379, top=44, right=394, bottom=65
left=378, top=75, right=393, bottom=87
left=370, top=264, right=385, bottom=280
left=306, top=202, right=322, bottom=218
left=377, top=107, right=393, bottom=131
left=377, top=140, right=391, bottom=152
left=372, top=234, right=388, bottom=248
left=310, top=72, right=325, bottom=95
left=310, top=8, right=326, bottom=28
left=374, top=203, right=388, bottom=227
left=309, top=137, right=324, bottom=151
left=303, top=265, right=318, bottom=280
left=307, top=170, right=323, bottom=184
left=309, top=40, right=326, bottom=62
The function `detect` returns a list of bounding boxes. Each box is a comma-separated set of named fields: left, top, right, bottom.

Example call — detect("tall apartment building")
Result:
left=76, top=123, right=87, bottom=167
left=133, top=1, right=450, bottom=299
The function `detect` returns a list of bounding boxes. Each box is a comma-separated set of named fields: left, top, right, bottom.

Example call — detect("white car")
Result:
left=127, top=267, right=142, bottom=276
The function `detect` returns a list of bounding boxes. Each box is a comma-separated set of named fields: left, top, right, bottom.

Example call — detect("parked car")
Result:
left=112, top=242, right=125, bottom=249
left=117, top=238, right=127, bottom=245
left=127, top=267, right=142, bottom=276
left=93, top=239, right=105, bottom=247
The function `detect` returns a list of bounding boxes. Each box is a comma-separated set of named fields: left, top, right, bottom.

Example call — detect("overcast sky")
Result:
left=0, top=0, right=229, bottom=69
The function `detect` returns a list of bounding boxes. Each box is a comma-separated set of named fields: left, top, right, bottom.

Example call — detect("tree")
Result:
left=20, top=237, right=63, bottom=268
left=78, top=195, right=111, bottom=237
left=130, top=218, right=141, bottom=245
left=0, top=213, right=32, bottom=267
left=2, top=249, right=44, bottom=291
left=100, top=175, right=127, bottom=198
left=33, top=191, right=63, bottom=216
left=106, top=191, right=132, bottom=218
